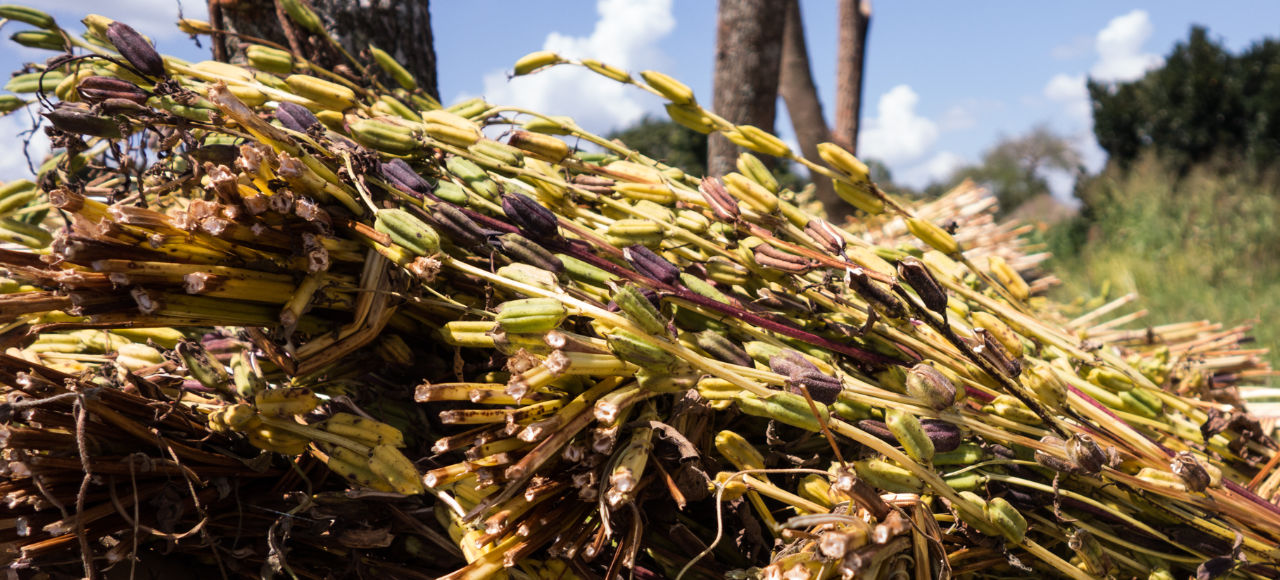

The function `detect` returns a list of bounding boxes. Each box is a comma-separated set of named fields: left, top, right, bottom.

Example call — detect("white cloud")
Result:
left=858, top=85, right=938, bottom=165
left=1043, top=10, right=1163, bottom=131
left=1043, top=73, right=1090, bottom=122
left=897, top=151, right=966, bottom=190
left=1091, top=10, right=1163, bottom=82
left=50, top=0, right=207, bottom=40
left=473, top=0, right=675, bottom=135
left=0, top=109, right=51, bottom=182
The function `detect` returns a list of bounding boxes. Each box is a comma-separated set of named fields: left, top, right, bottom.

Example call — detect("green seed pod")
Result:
left=905, top=363, right=956, bottom=410
left=494, top=297, right=568, bottom=334
left=612, top=283, right=667, bottom=335
left=885, top=408, right=935, bottom=463
left=853, top=458, right=923, bottom=493
left=983, top=497, right=1027, bottom=543
left=606, top=328, right=679, bottom=372
left=735, top=391, right=825, bottom=432
left=374, top=209, right=440, bottom=256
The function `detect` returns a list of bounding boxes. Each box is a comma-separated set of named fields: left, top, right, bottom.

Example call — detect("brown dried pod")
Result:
left=43, top=105, right=122, bottom=138
left=974, top=328, right=1021, bottom=378
left=1065, top=433, right=1107, bottom=475
left=897, top=257, right=948, bottom=317
left=1034, top=435, right=1076, bottom=472
left=1171, top=451, right=1211, bottom=492
left=847, top=267, right=906, bottom=319
left=751, top=242, right=813, bottom=273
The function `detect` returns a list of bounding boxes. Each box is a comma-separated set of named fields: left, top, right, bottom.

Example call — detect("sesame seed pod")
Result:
left=640, top=70, right=694, bottom=104
left=512, top=50, right=564, bottom=76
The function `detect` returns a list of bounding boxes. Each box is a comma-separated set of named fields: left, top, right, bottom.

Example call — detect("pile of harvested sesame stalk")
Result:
left=0, top=6, right=1278, bottom=579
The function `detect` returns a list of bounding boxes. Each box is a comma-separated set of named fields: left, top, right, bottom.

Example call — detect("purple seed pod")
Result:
left=624, top=244, right=679, bottom=286
left=501, top=192, right=559, bottom=239
left=698, top=176, right=739, bottom=221
left=76, top=76, right=149, bottom=104
left=920, top=419, right=963, bottom=452
left=856, top=419, right=896, bottom=444
left=430, top=203, right=489, bottom=250
left=106, top=21, right=166, bottom=79
left=379, top=158, right=432, bottom=198
left=275, top=101, right=320, bottom=133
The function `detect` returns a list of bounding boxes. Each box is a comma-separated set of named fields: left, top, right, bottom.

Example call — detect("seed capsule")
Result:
left=254, top=387, right=320, bottom=418
left=502, top=192, right=559, bottom=239
left=379, top=159, right=432, bottom=198
left=905, top=363, right=956, bottom=410
left=1065, top=433, right=1107, bottom=475
left=512, top=50, right=564, bottom=76
left=106, top=21, right=166, bottom=78
left=906, top=217, right=959, bottom=255
left=494, top=233, right=563, bottom=273
left=699, top=176, right=740, bottom=221
left=885, top=408, right=935, bottom=463
left=612, top=284, right=667, bottom=336
left=984, top=496, right=1027, bottom=543
left=1171, top=451, right=1212, bottom=492
left=624, top=244, right=680, bottom=286
left=640, top=70, right=694, bottom=105
left=897, top=257, right=948, bottom=317
left=847, top=267, right=906, bottom=319
left=275, top=101, right=320, bottom=132
left=507, top=130, right=570, bottom=163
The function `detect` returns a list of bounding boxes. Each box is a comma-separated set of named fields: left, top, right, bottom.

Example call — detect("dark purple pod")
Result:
left=77, top=76, right=149, bottom=104
left=502, top=192, right=559, bottom=239
left=920, top=419, right=963, bottom=453
left=275, top=101, right=320, bottom=133
left=624, top=245, right=679, bottom=286
left=106, top=21, right=166, bottom=79
left=379, top=158, right=432, bottom=198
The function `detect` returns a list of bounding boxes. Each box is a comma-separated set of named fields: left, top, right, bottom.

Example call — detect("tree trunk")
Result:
left=209, top=0, right=438, bottom=100
left=834, top=0, right=870, bottom=153
left=778, top=0, right=849, bottom=221
left=708, top=0, right=786, bottom=178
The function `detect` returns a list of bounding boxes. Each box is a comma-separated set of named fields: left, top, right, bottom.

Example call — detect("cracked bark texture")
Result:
left=834, top=0, right=870, bottom=153
left=778, top=0, right=848, bottom=221
left=709, top=0, right=786, bottom=178
left=209, top=0, right=438, bottom=100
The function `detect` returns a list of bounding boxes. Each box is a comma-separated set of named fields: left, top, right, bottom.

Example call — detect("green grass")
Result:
left=1043, top=155, right=1280, bottom=363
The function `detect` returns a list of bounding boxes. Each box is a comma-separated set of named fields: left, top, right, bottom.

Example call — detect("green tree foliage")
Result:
left=607, top=116, right=709, bottom=177
left=607, top=116, right=808, bottom=191
left=1090, top=26, right=1280, bottom=170
left=925, top=126, right=1080, bottom=215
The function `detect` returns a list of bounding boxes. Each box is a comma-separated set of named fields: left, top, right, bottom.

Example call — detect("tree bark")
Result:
left=834, top=0, right=870, bottom=153
left=209, top=0, right=438, bottom=100
left=708, top=0, right=787, bottom=178
left=778, top=0, right=849, bottom=221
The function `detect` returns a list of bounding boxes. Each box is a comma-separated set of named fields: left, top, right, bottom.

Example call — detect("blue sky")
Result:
left=4, top=0, right=1280, bottom=195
